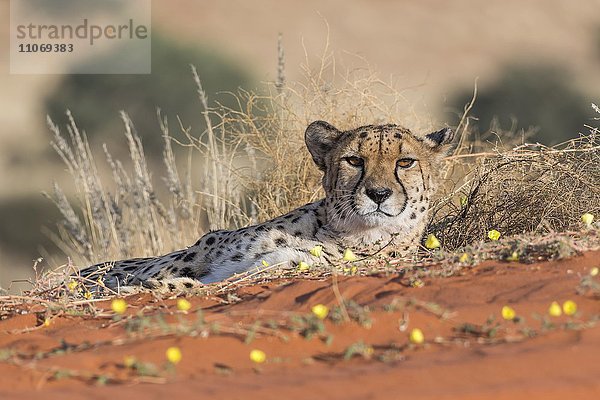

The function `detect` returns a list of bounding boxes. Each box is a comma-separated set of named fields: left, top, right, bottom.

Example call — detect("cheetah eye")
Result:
left=344, top=156, right=364, bottom=168
left=396, top=158, right=416, bottom=169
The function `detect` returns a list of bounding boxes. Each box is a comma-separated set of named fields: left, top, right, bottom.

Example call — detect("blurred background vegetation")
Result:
left=46, top=34, right=254, bottom=156
left=1, top=0, right=599, bottom=290
left=446, top=64, right=593, bottom=144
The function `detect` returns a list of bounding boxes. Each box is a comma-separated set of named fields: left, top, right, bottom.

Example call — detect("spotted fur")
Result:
left=79, top=121, right=453, bottom=291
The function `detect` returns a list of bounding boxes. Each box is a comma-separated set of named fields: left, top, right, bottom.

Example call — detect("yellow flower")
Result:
left=67, top=280, right=78, bottom=291
left=166, top=346, right=182, bottom=364
left=177, top=298, right=191, bottom=312
left=459, top=195, right=468, bottom=207
left=261, top=260, right=269, bottom=267
left=488, top=229, right=501, bottom=241
left=409, top=328, right=424, bottom=344
left=343, top=248, right=357, bottom=261
left=506, top=251, right=519, bottom=262
left=591, top=267, right=599, bottom=277
left=123, top=355, right=136, bottom=368
left=424, top=234, right=440, bottom=250
left=297, top=261, right=310, bottom=272
left=309, top=245, right=323, bottom=257
left=84, top=291, right=93, bottom=300
left=501, top=305, right=516, bottom=320
left=581, top=213, right=594, bottom=226
left=548, top=301, right=562, bottom=317
left=459, top=253, right=469, bottom=263
left=562, top=300, right=577, bottom=316
left=111, top=298, right=128, bottom=315
left=43, top=318, right=51, bottom=327
left=350, top=266, right=358, bottom=275
left=411, top=279, right=424, bottom=288
left=311, top=304, right=329, bottom=320
left=249, top=349, right=266, bottom=364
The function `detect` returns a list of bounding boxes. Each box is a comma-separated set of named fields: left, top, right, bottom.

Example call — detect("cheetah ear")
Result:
left=305, top=120, right=344, bottom=171
left=423, top=127, right=454, bottom=150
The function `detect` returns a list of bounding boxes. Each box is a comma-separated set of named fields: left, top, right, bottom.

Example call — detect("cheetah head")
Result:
left=305, top=121, right=453, bottom=241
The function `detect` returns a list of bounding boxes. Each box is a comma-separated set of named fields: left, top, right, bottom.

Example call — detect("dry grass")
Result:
left=40, top=44, right=599, bottom=288
left=45, top=44, right=432, bottom=267
left=430, top=116, right=600, bottom=249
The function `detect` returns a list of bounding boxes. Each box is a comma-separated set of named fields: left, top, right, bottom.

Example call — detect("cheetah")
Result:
left=79, top=121, right=453, bottom=291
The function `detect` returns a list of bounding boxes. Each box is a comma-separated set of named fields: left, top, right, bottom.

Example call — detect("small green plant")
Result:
left=578, top=274, right=600, bottom=298
left=244, top=321, right=261, bottom=344
left=0, top=349, right=14, bottom=361
left=343, top=341, right=374, bottom=360
left=52, top=369, right=73, bottom=380
left=289, top=313, right=327, bottom=341
left=454, top=315, right=501, bottom=339
left=330, top=300, right=372, bottom=328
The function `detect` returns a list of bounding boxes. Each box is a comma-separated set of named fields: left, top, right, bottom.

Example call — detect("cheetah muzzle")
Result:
left=79, top=121, right=453, bottom=292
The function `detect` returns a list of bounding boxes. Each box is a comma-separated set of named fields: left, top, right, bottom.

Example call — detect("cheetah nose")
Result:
left=366, top=187, right=392, bottom=204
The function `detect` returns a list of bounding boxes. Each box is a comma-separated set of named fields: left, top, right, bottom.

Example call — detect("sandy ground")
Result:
left=1, top=250, right=599, bottom=399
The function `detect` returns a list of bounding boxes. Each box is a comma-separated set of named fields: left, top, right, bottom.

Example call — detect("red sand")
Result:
left=1, top=251, right=600, bottom=399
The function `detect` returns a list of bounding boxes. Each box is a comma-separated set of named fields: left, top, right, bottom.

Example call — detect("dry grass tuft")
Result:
left=430, top=117, right=600, bottom=249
